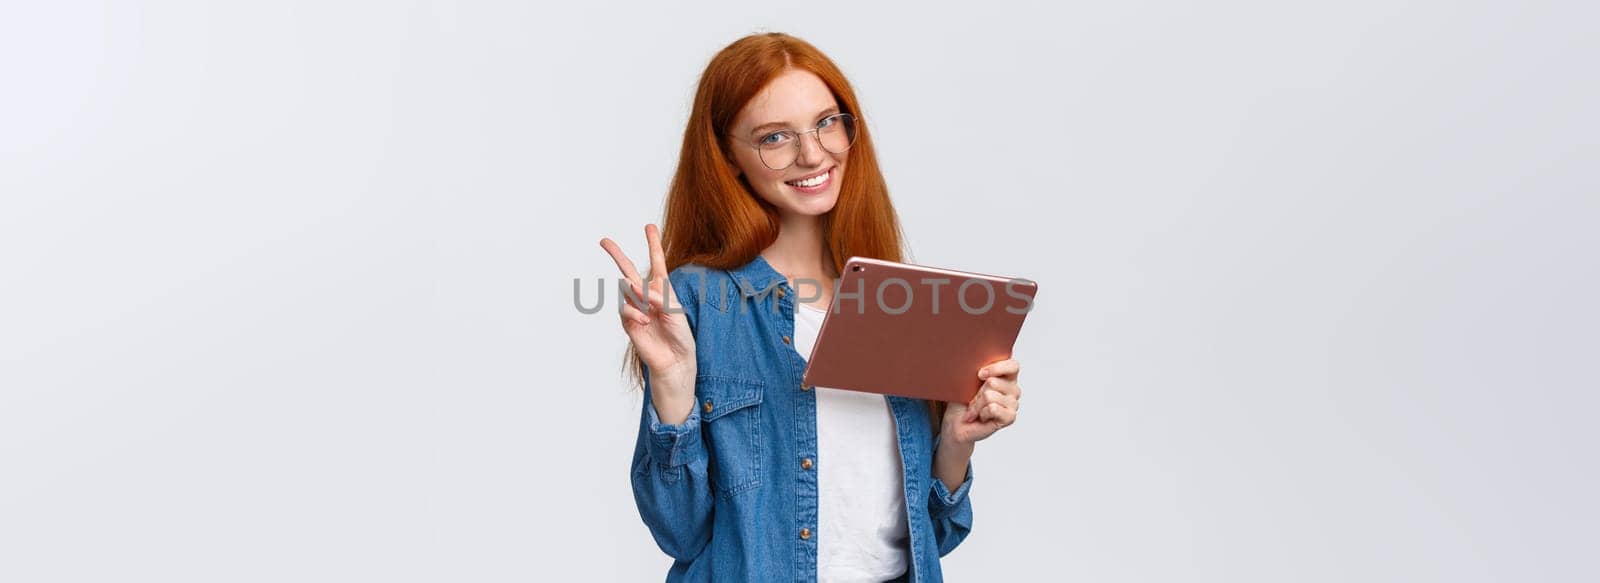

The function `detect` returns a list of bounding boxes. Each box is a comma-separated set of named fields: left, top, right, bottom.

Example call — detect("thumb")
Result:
left=963, top=393, right=984, bottom=423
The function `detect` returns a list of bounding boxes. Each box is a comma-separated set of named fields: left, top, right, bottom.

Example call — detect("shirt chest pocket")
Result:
left=696, top=376, right=765, bottom=498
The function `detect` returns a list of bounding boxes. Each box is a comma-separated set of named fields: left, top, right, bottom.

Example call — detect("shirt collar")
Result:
left=728, top=254, right=787, bottom=298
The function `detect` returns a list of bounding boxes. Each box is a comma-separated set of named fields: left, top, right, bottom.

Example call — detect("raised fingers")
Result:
left=599, top=237, right=643, bottom=285
left=645, top=224, right=667, bottom=283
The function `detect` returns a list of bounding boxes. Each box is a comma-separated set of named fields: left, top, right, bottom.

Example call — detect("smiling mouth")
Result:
left=785, top=167, right=833, bottom=189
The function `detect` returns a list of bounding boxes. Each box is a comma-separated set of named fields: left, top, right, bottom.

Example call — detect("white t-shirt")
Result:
left=793, top=301, right=911, bottom=581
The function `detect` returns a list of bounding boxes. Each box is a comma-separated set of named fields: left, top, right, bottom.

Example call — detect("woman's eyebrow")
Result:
left=748, top=106, right=842, bottom=136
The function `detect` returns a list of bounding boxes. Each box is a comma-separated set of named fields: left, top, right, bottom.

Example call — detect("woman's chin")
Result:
left=782, top=190, right=839, bottom=217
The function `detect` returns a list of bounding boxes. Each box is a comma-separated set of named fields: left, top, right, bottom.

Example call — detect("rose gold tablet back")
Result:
left=801, top=257, right=1039, bottom=404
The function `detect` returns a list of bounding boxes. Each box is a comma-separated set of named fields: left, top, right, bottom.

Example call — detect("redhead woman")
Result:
left=599, top=33, right=1023, bottom=582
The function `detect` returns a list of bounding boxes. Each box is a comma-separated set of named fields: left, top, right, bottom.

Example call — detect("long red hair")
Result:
left=662, top=32, right=903, bottom=273
left=632, top=33, right=943, bottom=426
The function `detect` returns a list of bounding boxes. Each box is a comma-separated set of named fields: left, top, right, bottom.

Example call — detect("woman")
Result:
left=599, top=33, right=1023, bottom=582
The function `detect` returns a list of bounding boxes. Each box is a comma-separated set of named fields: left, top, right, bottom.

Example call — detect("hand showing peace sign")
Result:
left=600, top=224, right=697, bottom=424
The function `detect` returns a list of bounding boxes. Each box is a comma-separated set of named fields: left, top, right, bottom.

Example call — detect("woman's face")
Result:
left=726, top=68, right=848, bottom=219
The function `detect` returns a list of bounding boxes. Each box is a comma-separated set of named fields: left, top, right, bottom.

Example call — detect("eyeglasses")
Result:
left=733, top=113, right=859, bottom=171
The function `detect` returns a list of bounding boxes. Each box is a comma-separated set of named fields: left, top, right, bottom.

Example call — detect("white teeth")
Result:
left=789, top=170, right=829, bottom=188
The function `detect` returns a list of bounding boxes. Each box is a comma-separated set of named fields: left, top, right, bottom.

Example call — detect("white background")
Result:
left=2, top=1, right=1596, bottom=581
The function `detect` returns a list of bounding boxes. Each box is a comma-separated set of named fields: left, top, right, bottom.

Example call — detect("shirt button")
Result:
left=781, top=335, right=791, bottom=344
left=799, top=527, right=811, bottom=540
left=777, top=287, right=786, bottom=298
left=800, top=383, right=811, bottom=392
left=702, top=399, right=713, bottom=414
left=801, top=458, right=813, bottom=470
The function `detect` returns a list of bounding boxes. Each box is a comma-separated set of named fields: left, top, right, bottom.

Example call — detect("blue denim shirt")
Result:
left=630, top=255, right=975, bottom=582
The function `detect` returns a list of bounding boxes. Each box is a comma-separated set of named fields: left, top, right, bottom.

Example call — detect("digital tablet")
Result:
left=801, top=257, right=1039, bottom=404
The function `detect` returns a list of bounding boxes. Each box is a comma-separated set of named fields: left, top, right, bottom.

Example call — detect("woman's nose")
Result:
left=795, top=132, right=828, bottom=167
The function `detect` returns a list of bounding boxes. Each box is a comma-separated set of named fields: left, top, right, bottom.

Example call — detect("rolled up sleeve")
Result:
left=642, top=397, right=707, bottom=469
left=928, top=452, right=974, bottom=556
left=631, top=373, right=716, bottom=561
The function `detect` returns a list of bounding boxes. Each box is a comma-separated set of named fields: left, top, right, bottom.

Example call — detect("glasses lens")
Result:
left=758, top=148, right=794, bottom=170
left=757, top=132, right=797, bottom=170
left=818, top=114, right=857, bottom=154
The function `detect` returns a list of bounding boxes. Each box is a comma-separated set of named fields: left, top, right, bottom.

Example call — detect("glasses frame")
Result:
left=729, top=112, right=861, bottom=171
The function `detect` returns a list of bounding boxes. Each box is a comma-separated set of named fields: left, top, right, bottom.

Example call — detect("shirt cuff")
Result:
left=929, top=459, right=974, bottom=518
left=643, top=400, right=707, bottom=468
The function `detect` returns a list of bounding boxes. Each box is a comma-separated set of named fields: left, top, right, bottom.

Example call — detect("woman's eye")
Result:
left=817, top=116, right=836, bottom=129
left=759, top=132, right=792, bottom=146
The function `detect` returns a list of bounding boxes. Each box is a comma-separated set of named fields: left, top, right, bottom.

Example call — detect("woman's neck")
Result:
left=761, top=213, right=832, bottom=282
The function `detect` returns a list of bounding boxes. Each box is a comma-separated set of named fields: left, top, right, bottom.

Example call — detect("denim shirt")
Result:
left=630, top=255, right=975, bottom=582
